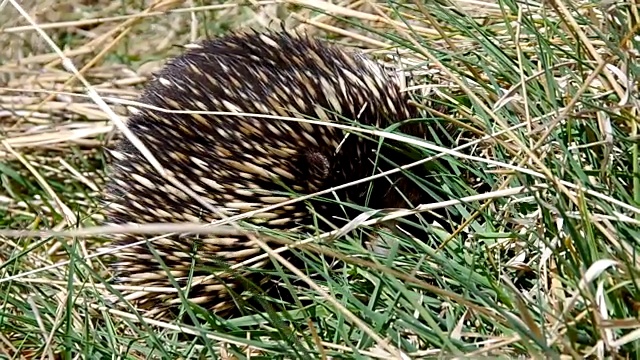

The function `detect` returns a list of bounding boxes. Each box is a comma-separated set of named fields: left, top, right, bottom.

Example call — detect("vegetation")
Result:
left=0, top=0, right=638, bottom=358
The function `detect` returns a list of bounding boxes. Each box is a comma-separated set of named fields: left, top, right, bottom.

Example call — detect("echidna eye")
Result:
left=303, top=150, right=331, bottom=181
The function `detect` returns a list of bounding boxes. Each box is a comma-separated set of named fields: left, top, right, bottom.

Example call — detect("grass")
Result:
left=0, top=0, right=639, bottom=358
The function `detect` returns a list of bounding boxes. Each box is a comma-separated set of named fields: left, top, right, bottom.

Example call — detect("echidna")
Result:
left=102, top=30, right=429, bottom=319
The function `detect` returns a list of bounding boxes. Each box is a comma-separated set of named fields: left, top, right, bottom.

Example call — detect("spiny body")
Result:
left=102, top=30, right=424, bottom=318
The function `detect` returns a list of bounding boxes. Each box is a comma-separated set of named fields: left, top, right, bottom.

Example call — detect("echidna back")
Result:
left=102, top=30, right=422, bottom=318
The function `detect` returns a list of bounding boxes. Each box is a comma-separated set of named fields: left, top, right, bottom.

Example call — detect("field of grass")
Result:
left=0, top=0, right=639, bottom=358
